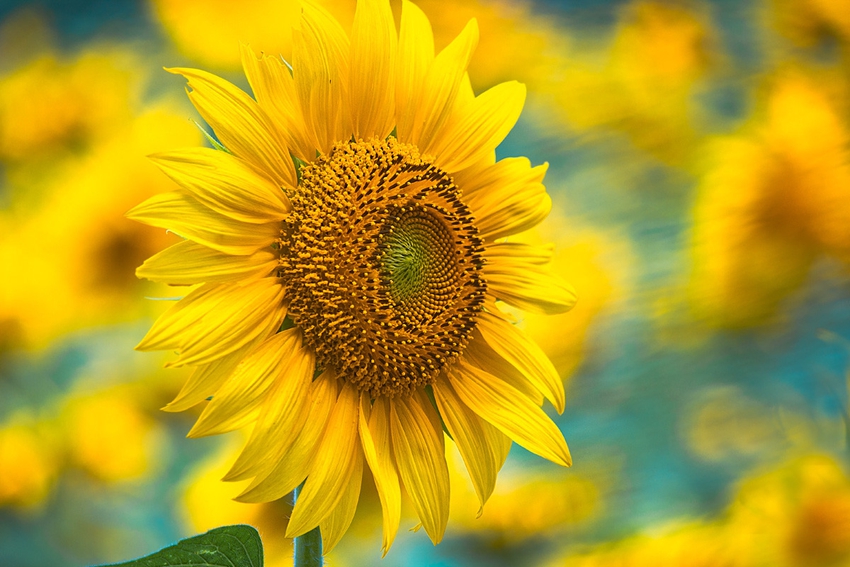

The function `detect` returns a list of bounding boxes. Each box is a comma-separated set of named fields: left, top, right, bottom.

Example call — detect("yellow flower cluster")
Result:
left=0, top=46, right=202, bottom=349
left=0, top=382, right=168, bottom=508
left=691, top=70, right=850, bottom=327
left=550, top=455, right=850, bottom=567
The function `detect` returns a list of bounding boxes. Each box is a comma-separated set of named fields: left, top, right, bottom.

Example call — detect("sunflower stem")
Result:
left=293, top=485, right=323, bottom=567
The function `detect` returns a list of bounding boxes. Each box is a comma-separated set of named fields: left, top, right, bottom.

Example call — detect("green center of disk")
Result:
left=381, top=205, right=455, bottom=318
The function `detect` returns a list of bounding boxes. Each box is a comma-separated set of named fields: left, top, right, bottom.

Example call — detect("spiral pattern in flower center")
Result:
left=278, top=137, right=486, bottom=397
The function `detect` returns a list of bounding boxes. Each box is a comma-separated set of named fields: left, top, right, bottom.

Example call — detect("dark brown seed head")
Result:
left=278, top=137, right=486, bottom=397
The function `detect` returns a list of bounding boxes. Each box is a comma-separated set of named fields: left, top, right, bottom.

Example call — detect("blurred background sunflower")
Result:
left=1, top=0, right=850, bottom=566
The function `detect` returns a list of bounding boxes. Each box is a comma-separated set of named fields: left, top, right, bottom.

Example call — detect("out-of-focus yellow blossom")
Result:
left=182, top=438, right=267, bottom=532
left=691, top=70, right=850, bottom=327
left=770, top=0, right=850, bottom=48
left=0, top=417, right=60, bottom=508
left=0, top=51, right=135, bottom=165
left=552, top=523, right=742, bottom=567
left=690, top=135, right=817, bottom=326
left=789, top=493, right=850, bottom=566
left=150, top=0, right=354, bottom=71
left=0, top=107, right=201, bottom=349
left=447, top=446, right=600, bottom=542
left=63, top=388, right=165, bottom=482
left=0, top=366, right=180, bottom=507
left=729, top=454, right=850, bottom=567
left=0, top=43, right=201, bottom=350
left=416, top=0, right=568, bottom=90
left=613, top=2, right=711, bottom=84
left=685, top=386, right=786, bottom=462
left=182, top=439, right=294, bottom=567
left=552, top=455, right=850, bottom=567
left=543, top=1, right=714, bottom=165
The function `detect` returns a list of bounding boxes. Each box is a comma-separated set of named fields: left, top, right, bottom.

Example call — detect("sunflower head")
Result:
left=281, top=136, right=486, bottom=397
left=130, top=0, right=575, bottom=555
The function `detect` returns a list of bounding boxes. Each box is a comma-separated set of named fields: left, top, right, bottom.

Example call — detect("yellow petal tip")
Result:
left=285, top=521, right=313, bottom=540
left=124, top=202, right=144, bottom=220
left=233, top=491, right=261, bottom=504
left=559, top=447, right=573, bottom=468
left=185, top=421, right=214, bottom=439
left=220, top=469, right=243, bottom=482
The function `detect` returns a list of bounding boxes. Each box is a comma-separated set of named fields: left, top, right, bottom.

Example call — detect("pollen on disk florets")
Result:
left=278, top=137, right=486, bottom=397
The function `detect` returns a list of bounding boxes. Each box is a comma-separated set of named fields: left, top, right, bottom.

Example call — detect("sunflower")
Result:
left=129, top=0, right=575, bottom=555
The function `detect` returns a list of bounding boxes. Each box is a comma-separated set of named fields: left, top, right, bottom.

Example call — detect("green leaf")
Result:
left=94, top=524, right=263, bottom=567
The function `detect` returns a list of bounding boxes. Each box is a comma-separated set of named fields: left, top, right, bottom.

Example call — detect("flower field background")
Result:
left=2, top=0, right=850, bottom=566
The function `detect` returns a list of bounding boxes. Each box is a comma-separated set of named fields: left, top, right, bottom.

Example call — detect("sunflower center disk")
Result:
left=279, top=138, right=486, bottom=397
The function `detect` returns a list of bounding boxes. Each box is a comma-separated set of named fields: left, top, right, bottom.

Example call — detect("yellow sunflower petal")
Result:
left=240, top=43, right=314, bottom=162
left=137, top=240, right=277, bottom=285
left=292, top=1, right=351, bottom=155
left=455, top=71, right=475, bottom=109
left=485, top=242, right=554, bottom=265
left=136, top=283, right=241, bottom=351
left=396, top=0, right=434, bottom=136
left=319, top=445, right=364, bottom=554
left=166, top=67, right=296, bottom=187
left=162, top=360, right=230, bottom=413
left=456, top=146, right=497, bottom=175
left=433, top=375, right=510, bottom=511
left=463, top=334, right=545, bottom=405
left=419, top=18, right=479, bottom=148
left=428, top=81, right=526, bottom=174
left=457, top=158, right=551, bottom=241
left=359, top=395, right=401, bottom=557
left=349, top=0, right=396, bottom=139
left=398, top=17, right=478, bottom=149
left=224, top=339, right=315, bottom=481
left=390, top=389, right=450, bottom=544
left=455, top=154, right=543, bottom=196
left=479, top=193, right=551, bottom=242
left=126, top=192, right=279, bottom=256
left=162, top=337, right=264, bottom=412
left=236, top=368, right=339, bottom=502
left=485, top=257, right=577, bottom=315
left=286, top=381, right=361, bottom=538
left=187, top=329, right=300, bottom=438
left=477, top=311, right=566, bottom=414
left=149, top=148, right=290, bottom=223
left=165, top=279, right=286, bottom=367
left=447, top=359, right=572, bottom=467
